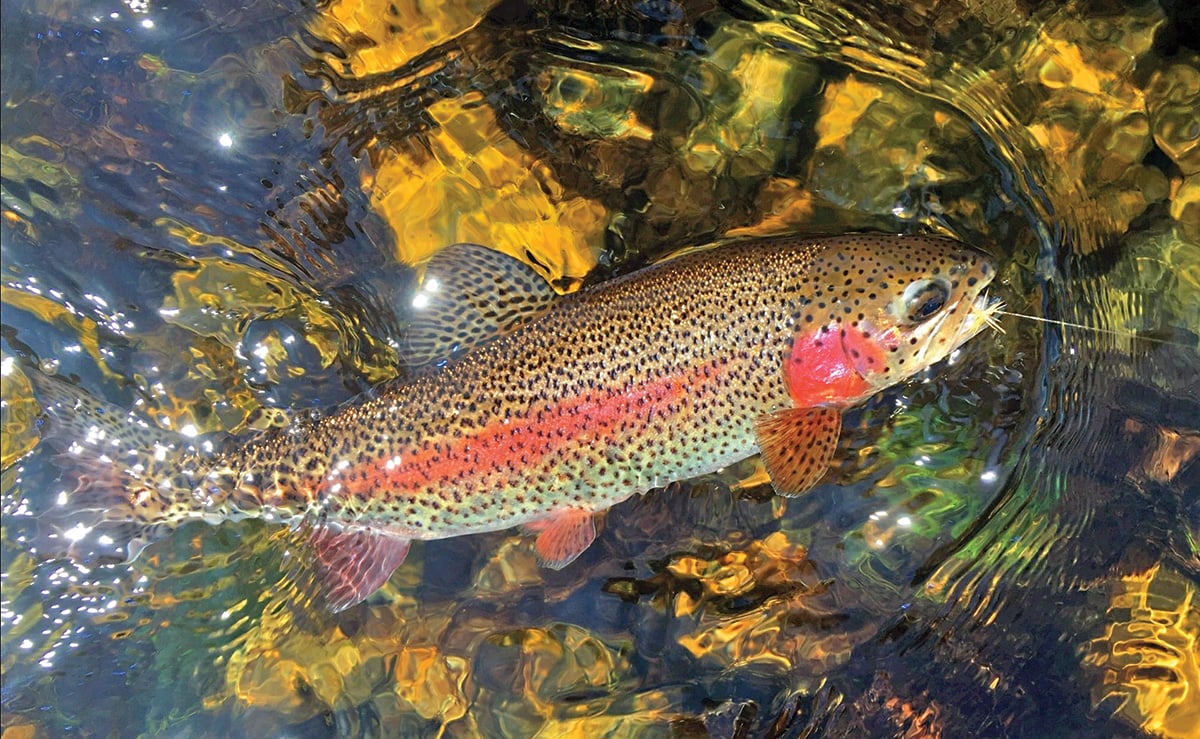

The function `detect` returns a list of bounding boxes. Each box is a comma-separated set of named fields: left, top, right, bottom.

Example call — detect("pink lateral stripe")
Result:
left=340, top=358, right=730, bottom=499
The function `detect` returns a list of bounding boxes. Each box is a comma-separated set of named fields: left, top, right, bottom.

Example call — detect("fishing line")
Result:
left=993, top=309, right=1192, bottom=347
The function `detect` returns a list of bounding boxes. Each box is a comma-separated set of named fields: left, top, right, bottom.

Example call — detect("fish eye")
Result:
left=902, top=279, right=951, bottom=323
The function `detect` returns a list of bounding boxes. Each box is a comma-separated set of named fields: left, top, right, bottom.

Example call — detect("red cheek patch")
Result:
left=784, top=326, right=872, bottom=407
left=842, top=323, right=891, bottom=377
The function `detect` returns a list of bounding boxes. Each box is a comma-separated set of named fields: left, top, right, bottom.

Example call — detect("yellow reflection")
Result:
left=154, top=250, right=403, bottom=431
left=163, top=257, right=310, bottom=348
left=724, top=179, right=816, bottom=238
left=1136, top=426, right=1200, bottom=485
left=222, top=602, right=469, bottom=728
left=1, top=140, right=79, bottom=225
left=813, top=76, right=884, bottom=151
left=369, top=95, right=605, bottom=282
left=1016, top=5, right=1169, bottom=241
left=0, top=358, right=40, bottom=467
left=309, top=0, right=497, bottom=78
left=662, top=532, right=865, bottom=671
left=1172, top=176, right=1200, bottom=241
left=0, top=288, right=119, bottom=379
left=1146, top=61, right=1200, bottom=177
left=1084, top=563, right=1200, bottom=739
left=0, top=723, right=44, bottom=739
left=680, top=25, right=814, bottom=178
left=538, top=64, right=655, bottom=141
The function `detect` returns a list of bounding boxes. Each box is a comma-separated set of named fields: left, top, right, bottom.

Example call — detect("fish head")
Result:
left=783, top=235, right=1000, bottom=408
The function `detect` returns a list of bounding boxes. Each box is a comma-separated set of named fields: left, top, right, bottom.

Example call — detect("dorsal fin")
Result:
left=403, top=243, right=559, bottom=366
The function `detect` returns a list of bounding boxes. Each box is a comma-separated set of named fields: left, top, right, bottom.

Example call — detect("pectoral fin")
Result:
left=523, top=509, right=597, bottom=569
left=309, top=527, right=411, bottom=612
left=753, top=407, right=841, bottom=497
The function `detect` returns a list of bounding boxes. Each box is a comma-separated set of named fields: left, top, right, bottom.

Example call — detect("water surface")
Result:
left=2, top=0, right=1197, bottom=736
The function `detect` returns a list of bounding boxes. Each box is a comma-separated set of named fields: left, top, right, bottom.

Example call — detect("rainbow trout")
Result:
left=32, top=234, right=999, bottom=610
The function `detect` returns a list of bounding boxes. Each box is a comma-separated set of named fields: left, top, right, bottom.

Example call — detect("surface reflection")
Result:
left=2, top=0, right=1197, bottom=736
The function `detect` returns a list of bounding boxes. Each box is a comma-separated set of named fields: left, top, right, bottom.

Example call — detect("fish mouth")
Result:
left=971, top=292, right=1005, bottom=335
left=952, top=291, right=1005, bottom=348
left=909, top=290, right=1002, bottom=368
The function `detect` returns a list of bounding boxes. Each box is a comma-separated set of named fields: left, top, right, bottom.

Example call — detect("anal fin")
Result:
left=308, top=527, right=411, bottom=612
left=753, top=407, right=841, bottom=497
left=522, top=509, right=596, bottom=569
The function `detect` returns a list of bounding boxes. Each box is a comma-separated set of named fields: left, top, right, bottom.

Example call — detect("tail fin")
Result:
left=26, top=371, right=204, bottom=564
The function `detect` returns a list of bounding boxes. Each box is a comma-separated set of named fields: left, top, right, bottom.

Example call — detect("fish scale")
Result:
left=32, top=233, right=998, bottom=611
